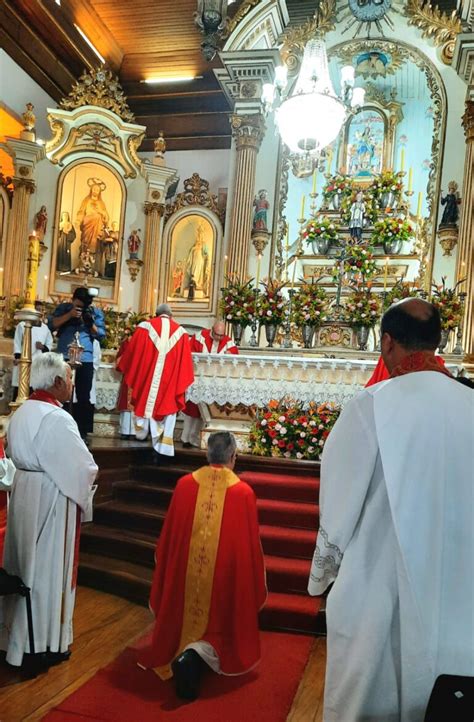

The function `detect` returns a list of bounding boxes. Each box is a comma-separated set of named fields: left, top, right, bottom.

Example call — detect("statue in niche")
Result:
left=349, top=191, right=366, bottom=241
left=252, top=189, right=270, bottom=231
left=57, top=211, right=76, bottom=273
left=127, top=229, right=142, bottom=259
left=172, top=260, right=184, bottom=296
left=76, top=178, right=109, bottom=273
left=439, top=181, right=461, bottom=227
left=154, top=132, right=166, bottom=159
left=103, top=221, right=120, bottom=279
left=34, top=205, right=48, bottom=241
left=183, top=224, right=209, bottom=297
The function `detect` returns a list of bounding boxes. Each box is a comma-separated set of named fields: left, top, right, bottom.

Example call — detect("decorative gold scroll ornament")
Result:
left=166, top=173, right=223, bottom=221
left=226, top=0, right=262, bottom=36
left=405, top=0, right=462, bottom=64
left=60, top=67, right=135, bottom=123
left=281, top=0, right=337, bottom=52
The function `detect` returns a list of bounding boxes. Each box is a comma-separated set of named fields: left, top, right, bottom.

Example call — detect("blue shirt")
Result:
left=49, top=303, right=106, bottom=363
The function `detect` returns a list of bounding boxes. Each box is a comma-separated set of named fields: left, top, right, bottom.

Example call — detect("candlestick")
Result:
left=291, top=255, right=298, bottom=290
left=24, top=231, right=40, bottom=310
left=383, top=257, right=389, bottom=293
left=416, top=192, right=423, bottom=219
left=312, top=170, right=317, bottom=195
left=407, top=167, right=413, bottom=193
left=400, top=148, right=405, bottom=173
left=300, top=194, right=305, bottom=219
left=0, top=267, right=3, bottom=297
left=256, top=254, right=262, bottom=287
left=223, top=254, right=228, bottom=286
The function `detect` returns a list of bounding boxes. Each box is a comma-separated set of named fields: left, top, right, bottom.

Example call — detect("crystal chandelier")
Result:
left=262, top=37, right=365, bottom=157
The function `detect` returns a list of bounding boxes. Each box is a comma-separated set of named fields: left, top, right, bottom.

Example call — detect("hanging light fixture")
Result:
left=263, top=36, right=365, bottom=158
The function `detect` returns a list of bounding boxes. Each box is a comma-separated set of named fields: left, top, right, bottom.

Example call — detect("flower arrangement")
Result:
left=220, top=276, right=256, bottom=326
left=369, top=170, right=404, bottom=204
left=256, top=279, right=288, bottom=325
left=430, top=277, right=464, bottom=330
left=382, top=280, right=420, bottom=311
left=342, top=243, right=377, bottom=279
left=371, top=216, right=413, bottom=247
left=345, top=287, right=381, bottom=327
left=292, top=280, right=329, bottom=327
left=101, top=308, right=148, bottom=349
left=249, top=399, right=340, bottom=461
left=322, top=173, right=352, bottom=202
left=303, top=215, right=339, bottom=245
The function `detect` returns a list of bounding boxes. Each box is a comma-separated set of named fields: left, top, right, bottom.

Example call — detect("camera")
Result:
left=82, top=308, right=94, bottom=329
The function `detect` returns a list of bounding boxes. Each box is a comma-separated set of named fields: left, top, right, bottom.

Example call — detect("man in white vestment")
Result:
left=309, top=298, right=474, bottom=722
left=0, top=353, right=98, bottom=669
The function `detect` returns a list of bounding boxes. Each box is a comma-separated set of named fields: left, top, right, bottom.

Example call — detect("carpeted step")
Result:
left=241, top=471, right=319, bottom=503
left=264, top=554, right=312, bottom=594
left=81, top=524, right=156, bottom=568
left=259, top=524, right=316, bottom=559
left=257, top=498, right=319, bottom=530
left=93, top=501, right=166, bottom=536
left=260, top=591, right=325, bottom=635
left=113, top=480, right=174, bottom=507
left=78, top=553, right=152, bottom=606
left=131, top=465, right=191, bottom=486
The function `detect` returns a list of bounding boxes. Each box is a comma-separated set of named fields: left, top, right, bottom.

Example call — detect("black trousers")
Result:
left=72, top=362, right=94, bottom=438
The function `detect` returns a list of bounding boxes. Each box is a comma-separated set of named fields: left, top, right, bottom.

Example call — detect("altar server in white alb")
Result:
left=309, top=298, right=474, bottom=722
left=181, top=320, right=238, bottom=448
left=0, top=353, right=98, bottom=668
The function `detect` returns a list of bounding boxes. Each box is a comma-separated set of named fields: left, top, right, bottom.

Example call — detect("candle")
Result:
left=223, top=254, right=228, bottom=285
left=383, top=257, right=389, bottom=292
left=408, top=167, right=413, bottom=192
left=291, top=256, right=298, bottom=290
left=416, top=192, right=423, bottom=219
left=400, top=148, right=405, bottom=173
left=312, top=170, right=317, bottom=195
left=0, top=268, right=3, bottom=297
left=300, top=194, right=305, bottom=219
left=24, top=231, right=40, bottom=309
left=326, top=148, right=333, bottom=174
left=256, top=254, right=262, bottom=287
left=284, top=225, right=290, bottom=280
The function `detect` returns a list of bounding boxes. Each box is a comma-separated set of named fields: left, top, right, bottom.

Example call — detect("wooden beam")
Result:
left=128, top=92, right=230, bottom=117
left=63, top=0, right=124, bottom=71
left=135, top=112, right=231, bottom=138
left=140, top=136, right=231, bottom=152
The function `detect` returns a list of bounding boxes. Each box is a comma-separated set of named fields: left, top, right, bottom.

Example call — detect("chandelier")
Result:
left=262, top=37, right=365, bottom=157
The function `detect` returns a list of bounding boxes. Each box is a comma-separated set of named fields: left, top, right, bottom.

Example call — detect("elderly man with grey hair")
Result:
left=138, top=431, right=267, bottom=701
left=0, top=353, right=98, bottom=672
left=117, top=303, right=194, bottom=455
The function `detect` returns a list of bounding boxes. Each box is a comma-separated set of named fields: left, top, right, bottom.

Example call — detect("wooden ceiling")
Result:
left=0, top=0, right=239, bottom=151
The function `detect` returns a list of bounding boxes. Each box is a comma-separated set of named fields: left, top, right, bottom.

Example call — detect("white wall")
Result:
left=0, top=50, right=56, bottom=141
left=140, top=149, right=231, bottom=196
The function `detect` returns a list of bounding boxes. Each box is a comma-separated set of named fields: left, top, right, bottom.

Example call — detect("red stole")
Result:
left=390, top=351, right=452, bottom=379
left=366, top=354, right=448, bottom=387
left=29, top=389, right=62, bottom=406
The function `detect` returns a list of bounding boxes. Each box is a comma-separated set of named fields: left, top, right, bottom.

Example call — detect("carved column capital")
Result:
left=144, top=201, right=165, bottom=216
left=230, top=113, right=266, bottom=151
left=462, top=100, right=474, bottom=142
left=12, top=176, right=36, bottom=194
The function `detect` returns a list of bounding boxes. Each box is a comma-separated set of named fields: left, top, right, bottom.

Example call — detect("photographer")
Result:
left=49, top=287, right=106, bottom=441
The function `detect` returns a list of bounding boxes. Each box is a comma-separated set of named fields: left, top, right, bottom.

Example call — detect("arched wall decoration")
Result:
left=161, top=206, right=224, bottom=319
left=49, top=158, right=127, bottom=303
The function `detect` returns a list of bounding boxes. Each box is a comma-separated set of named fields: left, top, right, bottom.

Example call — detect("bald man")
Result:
left=309, top=299, right=474, bottom=722
left=181, top=321, right=238, bottom=448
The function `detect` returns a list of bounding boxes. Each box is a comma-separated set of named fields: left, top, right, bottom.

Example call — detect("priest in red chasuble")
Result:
left=138, top=431, right=267, bottom=700
left=117, top=304, right=194, bottom=456
left=181, top=320, right=238, bottom=448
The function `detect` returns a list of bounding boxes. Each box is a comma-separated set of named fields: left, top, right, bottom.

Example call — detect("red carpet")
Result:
left=43, top=631, right=312, bottom=722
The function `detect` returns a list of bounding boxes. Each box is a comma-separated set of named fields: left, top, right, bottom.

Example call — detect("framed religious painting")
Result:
left=50, top=159, right=126, bottom=302
left=161, top=207, right=223, bottom=318
left=343, top=108, right=386, bottom=182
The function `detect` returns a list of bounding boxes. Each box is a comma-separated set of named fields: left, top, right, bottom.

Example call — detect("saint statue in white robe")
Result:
left=0, top=399, right=98, bottom=666
left=309, top=371, right=474, bottom=722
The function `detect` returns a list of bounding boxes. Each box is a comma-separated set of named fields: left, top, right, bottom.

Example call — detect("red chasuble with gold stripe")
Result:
left=117, top=316, right=194, bottom=420
left=138, top=466, right=267, bottom=678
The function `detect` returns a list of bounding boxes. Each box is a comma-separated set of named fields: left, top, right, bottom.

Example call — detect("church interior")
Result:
left=0, top=0, right=473, bottom=719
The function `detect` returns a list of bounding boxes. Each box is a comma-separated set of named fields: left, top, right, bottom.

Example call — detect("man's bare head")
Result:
left=381, top=297, right=441, bottom=373
left=156, top=303, right=172, bottom=317
left=211, top=320, right=226, bottom=341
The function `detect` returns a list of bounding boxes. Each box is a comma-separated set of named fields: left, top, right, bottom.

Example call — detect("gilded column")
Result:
left=227, top=114, right=266, bottom=281
left=456, top=101, right=474, bottom=360
left=2, top=177, right=35, bottom=309
left=139, top=202, right=165, bottom=316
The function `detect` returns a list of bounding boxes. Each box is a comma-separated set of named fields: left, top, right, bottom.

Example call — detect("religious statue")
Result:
left=183, top=225, right=209, bottom=297
left=187, top=276, right=196, bottom=301
left=56, top=211, right=76, bottom=273
left=172, top=260, right=184, bottom=296
left=34, top=205, right=48, bottom=240
left=440, top=181, right=461, bottom=227
left=355, top=127, right=376, bottom=173
left=349, top=191, right=366, bottom=241
left=76, top=178, right=109, bottom=271
left=154, top=132, right=166, bottom=158
left=127, top=229, right=141, bottom=259
left=103, top=221, right=120, bottom=279
left=22, top=102, right=36, bottom=132
left=252, top=189, right=269, bottom=231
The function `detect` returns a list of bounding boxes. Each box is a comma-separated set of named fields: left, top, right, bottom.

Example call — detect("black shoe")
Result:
left=45, top=650, right=71, bottom=667
left=182, top=442, right=192, bottom=449
left=171, top=649, right=203, bottom=701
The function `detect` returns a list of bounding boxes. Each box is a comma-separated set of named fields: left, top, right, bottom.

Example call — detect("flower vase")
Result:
left=380, top=191, right=396, bottom=209
left=311, top=238, right=330, bottom=255
left=438, top=328, right=450, bottom=353
left=383, top=238, right=402, bottom=255
left=231, top=321, right=244, bottom=347
left=356, top=326, right=370, bottom=351
left=265, top=324, right=277, bottom=347
left=301, top=324, right=315, bottom=348
left=331, top=194, right=341, bottom=211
